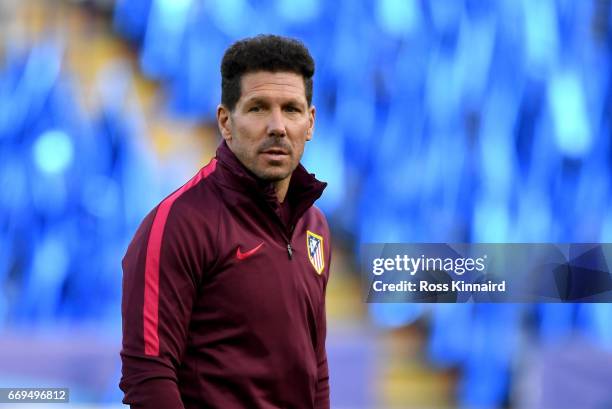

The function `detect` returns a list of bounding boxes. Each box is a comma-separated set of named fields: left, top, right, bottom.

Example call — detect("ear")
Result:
left=306, top=105, right=315, bottom=141
left=217, top=104, right=232, bottom=142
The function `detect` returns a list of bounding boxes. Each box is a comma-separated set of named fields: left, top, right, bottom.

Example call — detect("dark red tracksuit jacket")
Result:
left=120, top=141, right=331, bottom=409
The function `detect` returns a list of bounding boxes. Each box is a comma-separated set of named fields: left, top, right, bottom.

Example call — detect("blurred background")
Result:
left=1, top=0, right=612, bottom=408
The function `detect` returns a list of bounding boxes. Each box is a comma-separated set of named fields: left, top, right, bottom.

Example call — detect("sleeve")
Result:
left=119, top=203, right=208, bottom=409
left=314, top=226, right=331, bottom=409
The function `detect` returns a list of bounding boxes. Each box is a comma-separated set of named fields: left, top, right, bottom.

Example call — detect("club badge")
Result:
left=306, top=230, right=325, bottom=275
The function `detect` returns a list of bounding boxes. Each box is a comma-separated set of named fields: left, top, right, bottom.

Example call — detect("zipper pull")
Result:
left=287, top=243, right=293, bottom=260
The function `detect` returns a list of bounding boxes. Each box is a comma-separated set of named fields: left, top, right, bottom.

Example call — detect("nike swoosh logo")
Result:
left=236, top=242, right=264, bottom=260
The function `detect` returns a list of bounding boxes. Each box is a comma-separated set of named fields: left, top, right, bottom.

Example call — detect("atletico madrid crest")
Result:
left=306, top=230, right=325, bottom=275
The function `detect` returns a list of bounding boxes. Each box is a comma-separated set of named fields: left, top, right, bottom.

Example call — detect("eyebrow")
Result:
left=244, top=96, right=306, bottom=107
left=243, top=97, right=267, bottom=106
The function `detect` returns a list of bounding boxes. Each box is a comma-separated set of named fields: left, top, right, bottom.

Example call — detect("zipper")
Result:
left=267, top=206, right=295, bottom=260
left=265, top=217, right=294, bottom=261
left=287, top=243, right=293, bottom=259
left=260, top=198, right=297, bottom=261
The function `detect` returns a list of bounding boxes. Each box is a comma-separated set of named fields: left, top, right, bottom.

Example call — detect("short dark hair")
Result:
left=221, top=34, right=315, bottom=111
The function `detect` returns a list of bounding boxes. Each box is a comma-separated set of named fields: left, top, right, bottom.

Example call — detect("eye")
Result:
left=248, top=106, right=261, bottom=113
left=285, top=105, right=301, bottom=113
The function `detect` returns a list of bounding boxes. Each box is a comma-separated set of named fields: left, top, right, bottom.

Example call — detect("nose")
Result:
left=266, top=107, right=286, bottom=138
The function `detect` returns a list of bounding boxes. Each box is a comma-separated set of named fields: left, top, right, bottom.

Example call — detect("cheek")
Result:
left=234, top=123, right=263, bottom=147
left=289, top=120, right=311, bottom=141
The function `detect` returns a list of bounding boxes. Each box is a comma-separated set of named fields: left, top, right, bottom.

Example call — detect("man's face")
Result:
left=217, top=71, right=315, bottom=182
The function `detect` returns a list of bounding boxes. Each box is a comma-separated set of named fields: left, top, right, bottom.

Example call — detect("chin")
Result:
left=257, top=168, right=292, bottom=182
left=253, top=159, right=295, bottom=181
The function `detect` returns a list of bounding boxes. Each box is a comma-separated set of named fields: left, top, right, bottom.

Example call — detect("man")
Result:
left=120, top=35, right=331, bottom=409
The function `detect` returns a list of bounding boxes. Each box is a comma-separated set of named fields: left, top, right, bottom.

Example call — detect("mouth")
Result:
left=261, top=148, right=290, bottom=160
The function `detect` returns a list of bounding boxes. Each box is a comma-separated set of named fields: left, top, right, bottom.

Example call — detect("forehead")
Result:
left=239, top=71, right=307, bottom=103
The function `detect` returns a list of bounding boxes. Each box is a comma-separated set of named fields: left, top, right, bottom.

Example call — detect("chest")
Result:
left=195, top=204, right=327, bottom=324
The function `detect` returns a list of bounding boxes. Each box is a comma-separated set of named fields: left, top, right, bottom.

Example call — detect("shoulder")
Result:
left=167, top=159, right=219, bottom=210
left=161, top=159, right=221, bottom=230
left=124, top=160, right=222, bottom=279
left=127, top=160, right=222, bottom=255
left=305, top=205, right=330, bottom=235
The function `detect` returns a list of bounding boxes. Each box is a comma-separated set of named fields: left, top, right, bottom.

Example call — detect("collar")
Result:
left=214, top=140, right=327, bottom=225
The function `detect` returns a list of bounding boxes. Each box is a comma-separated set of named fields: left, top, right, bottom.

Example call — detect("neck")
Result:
left=273, top=176, right=291, bottom=203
